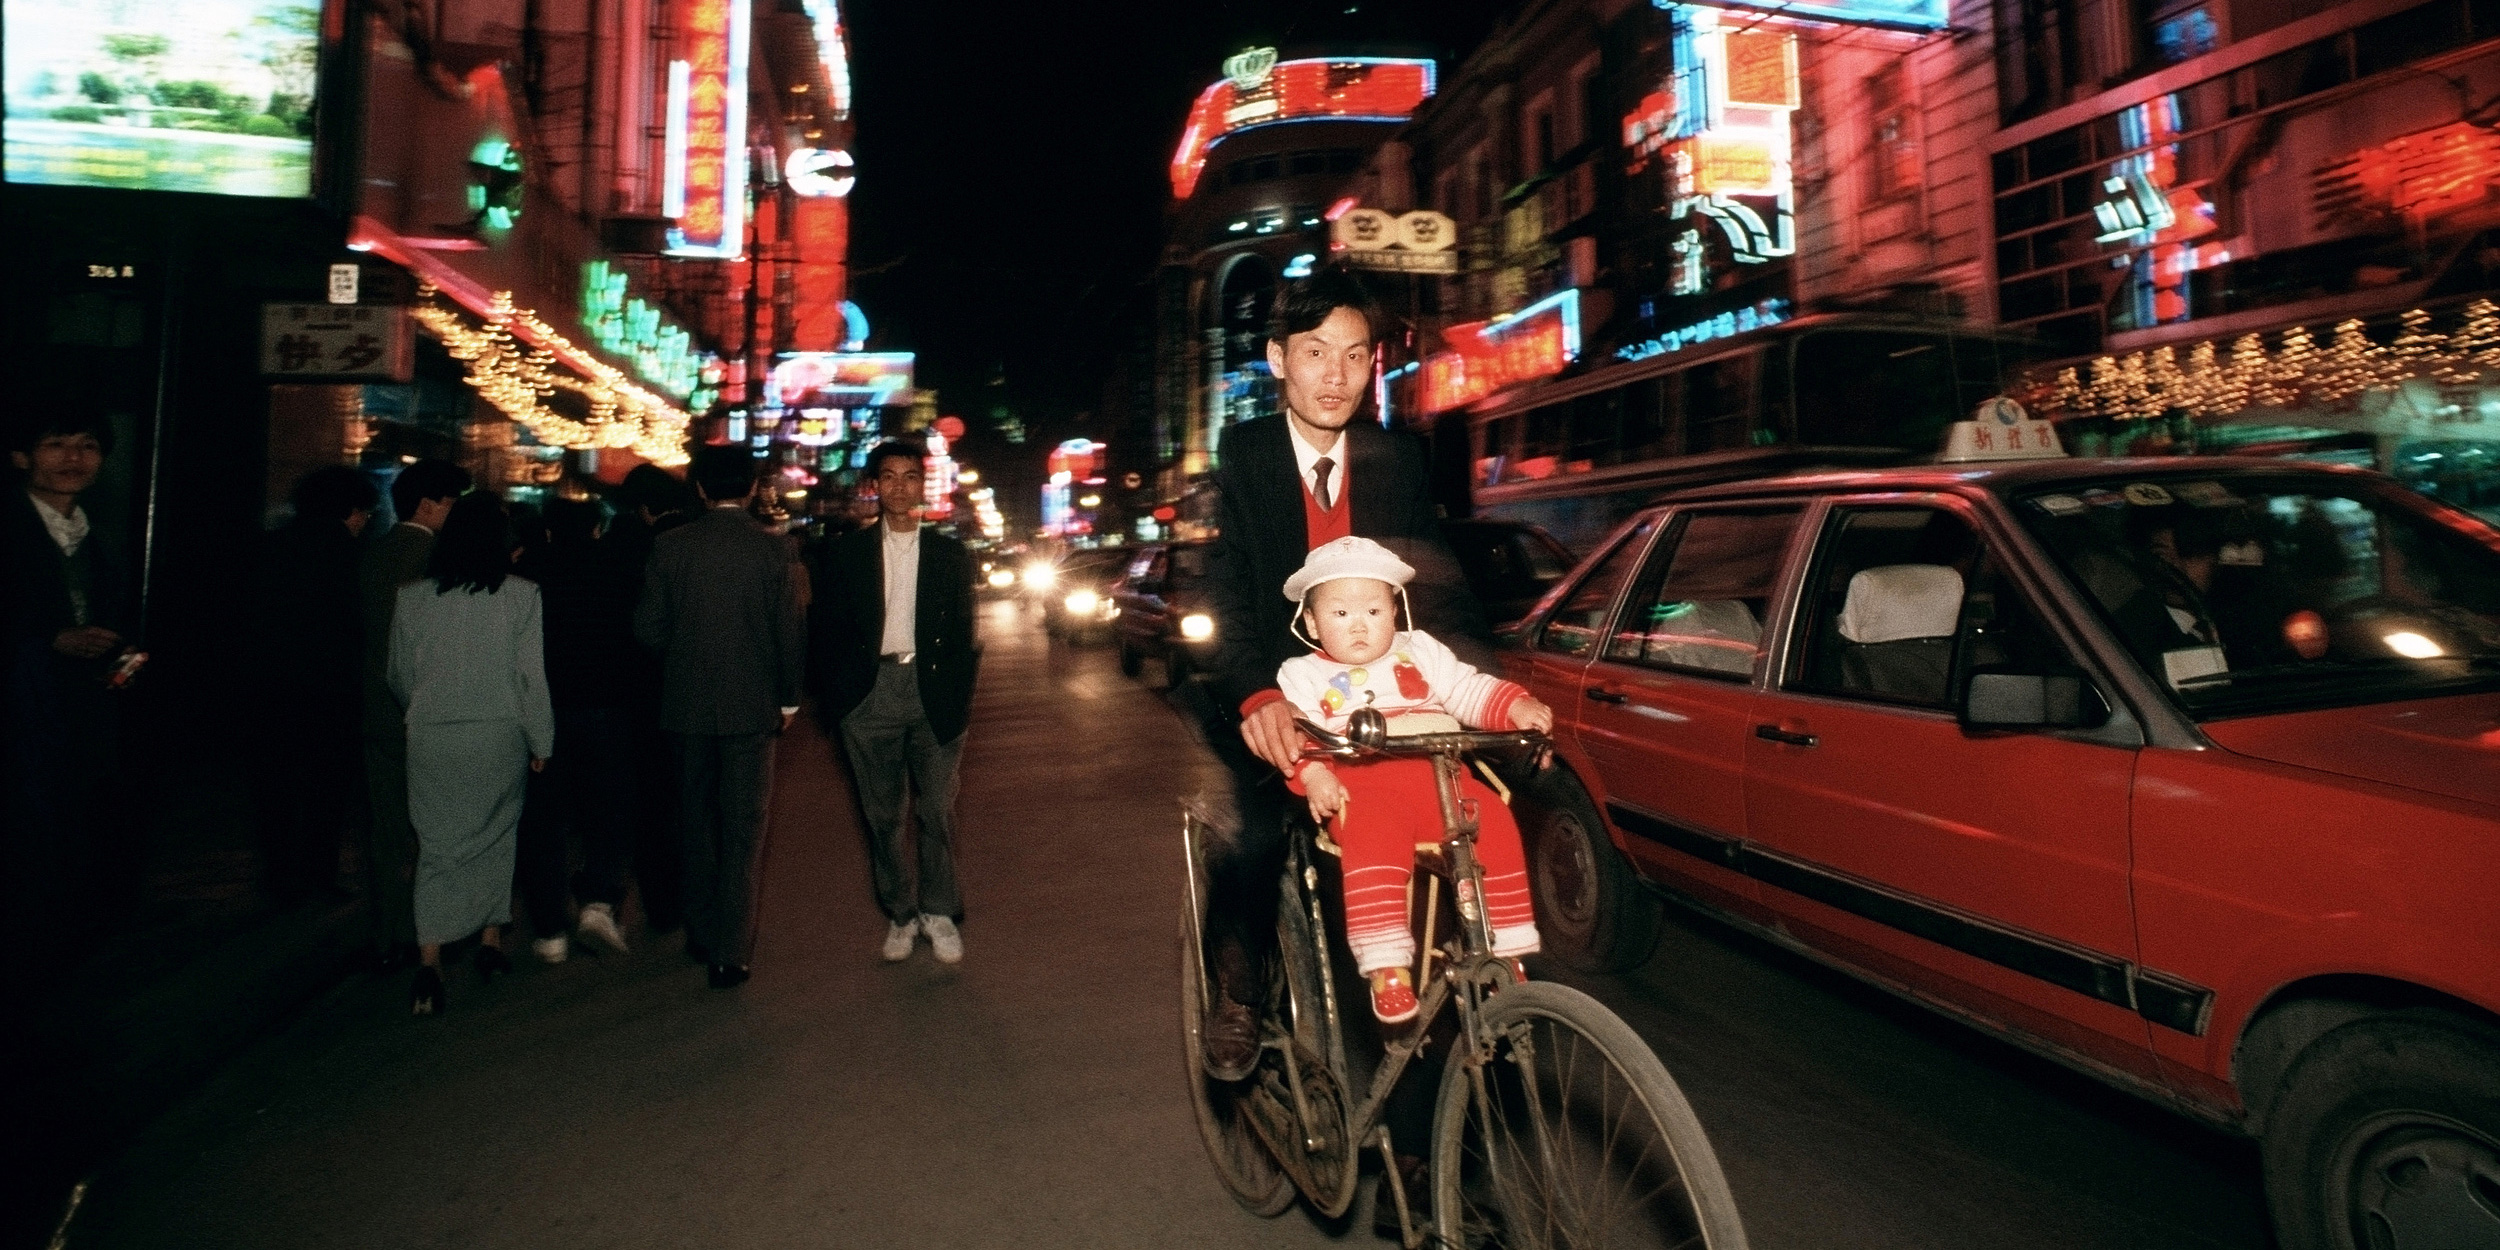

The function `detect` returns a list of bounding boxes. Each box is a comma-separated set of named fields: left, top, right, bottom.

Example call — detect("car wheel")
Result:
left=1162, top=647, right=1192, bottom=689
left=1118, top=642, right=1143, bottom=677
left=1520, top=768, right=1660, bottom=974
left=2259, top=1010, right=2500, bottom=1250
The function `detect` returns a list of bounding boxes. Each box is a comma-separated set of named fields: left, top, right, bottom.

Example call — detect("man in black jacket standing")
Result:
left=634, top=446, right=806, bottom=989
left=1194, top=269, right=1492, bottom=1077
left=811, top=441, right=978, bottom=965
left=253, top=466, right=379, bottom=906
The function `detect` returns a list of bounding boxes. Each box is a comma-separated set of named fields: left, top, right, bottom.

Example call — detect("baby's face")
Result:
left=1306, top=577, right=1397, bottom=665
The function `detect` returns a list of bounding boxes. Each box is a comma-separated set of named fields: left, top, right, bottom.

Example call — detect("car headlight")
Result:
left=1022, top=564, right=1057, bottom=589
left=1180, top=613, right=1215, bottom=641
left=986, top=569, right=1017, bottom=589
left=1063, top=590, right=1100, bottom=615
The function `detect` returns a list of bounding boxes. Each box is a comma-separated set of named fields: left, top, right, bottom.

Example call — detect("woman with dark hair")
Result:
left=387, top=490, right=555, bottom=1014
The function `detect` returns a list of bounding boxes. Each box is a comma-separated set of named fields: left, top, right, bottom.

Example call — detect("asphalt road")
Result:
left=68, top=599, right=2270, bottom=1249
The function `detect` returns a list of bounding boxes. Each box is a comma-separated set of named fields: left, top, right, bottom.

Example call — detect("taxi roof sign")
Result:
left=1941, top=397, right=2065, bottom=463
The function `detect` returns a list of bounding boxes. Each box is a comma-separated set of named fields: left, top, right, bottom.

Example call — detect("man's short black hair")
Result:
left=1267, top=266, right=1383, bottom=347
left=544, top=496, right=604, bottom=544
left=389, top=458, right=472, bottom=520
left=289, top=466, right=379, bottom=524
left=11, top=401, right=118, bottom=457
left=615, top=463, right=690, bottom=516
left=863, top=441, right=925, bottom=480
left=690, top=444, right=757, bottom=502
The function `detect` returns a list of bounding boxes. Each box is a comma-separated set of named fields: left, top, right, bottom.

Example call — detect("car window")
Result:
left=1446, top=525, right=1576, bottom=602
left=1607, top=506, right=1804, bottom=678
left=2015, top=474, right=2500, bottom=716
left=1125, top=551, right=1158, bottom=582
left=1169, top=545, right=1213, bottom=580
left=1535, top=517, right=1658, bottom=658
left=1789, top=505, right=2074, bottom=708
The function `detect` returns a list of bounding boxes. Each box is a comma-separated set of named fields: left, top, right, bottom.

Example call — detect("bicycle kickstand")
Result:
left=1371, top=1126, right=1426, bottom=1250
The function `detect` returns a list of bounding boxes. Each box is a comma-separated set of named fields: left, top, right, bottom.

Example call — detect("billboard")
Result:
left=3, top=0, right=319, bottom=195
left=772, top=352, right=914, bottom=408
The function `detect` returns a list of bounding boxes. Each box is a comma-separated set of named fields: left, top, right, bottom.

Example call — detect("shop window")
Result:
left=1867, top=63, right=1921, bottom=203
left=1686, top=355, right=1757, bottom=452
left=1569, top=389, right=1621, bottom=471
left=1289, top=151, right=1327, bottom=175
left=1621, top=376, right=1679, bottom=461
left=2148, top=4, right=2218, bottom=63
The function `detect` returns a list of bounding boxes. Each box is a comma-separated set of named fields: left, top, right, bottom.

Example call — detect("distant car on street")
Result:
left=1504, top=445, right=2500, bottom=1250
left=1112, top=540, right=1218, bottom=685
left=1438, top=517, right=1576, bottom=629
left=1040, top=548, right=1130, bottom=645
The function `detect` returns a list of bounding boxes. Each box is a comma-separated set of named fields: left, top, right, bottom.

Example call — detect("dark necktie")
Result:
left=1312, top=456, right=1335, bottom=511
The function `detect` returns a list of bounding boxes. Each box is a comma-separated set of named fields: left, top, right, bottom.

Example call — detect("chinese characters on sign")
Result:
left=261, top=304, right=414, bottom=381
left=665, top=0, right=749, bottom=256
left=1331, top=207, right=1460, bottom=274
left=1170, top=56, right=1436, bottom=197
left=1419, top=289, right=1582, bottom=414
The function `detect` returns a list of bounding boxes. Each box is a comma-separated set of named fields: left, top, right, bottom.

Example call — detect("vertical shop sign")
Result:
left=666, top=0, right=749, bottom=257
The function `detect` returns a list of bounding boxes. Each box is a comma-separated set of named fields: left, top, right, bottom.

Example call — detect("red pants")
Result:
left=1327, top=758, right=1539, bottom=973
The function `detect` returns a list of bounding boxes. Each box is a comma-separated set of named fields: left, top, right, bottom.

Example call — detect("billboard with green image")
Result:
left=3, top=0, right=319, bottom=196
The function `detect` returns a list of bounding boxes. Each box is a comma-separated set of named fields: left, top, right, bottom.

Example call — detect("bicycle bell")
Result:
left=1345, top=707, right=1389, bottom=750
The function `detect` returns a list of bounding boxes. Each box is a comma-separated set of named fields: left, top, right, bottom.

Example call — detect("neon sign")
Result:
left=1419, top=289, right=1582, bottom=414
left=2316, top=121, right=2500, bottom=222
left=580, top=260, right=720, bottom=409
left=771, top=352, right=915, bottom=407
left=787, top=147, right=854, bottom=198
left=1650, top=0, right=1945, bottom=29
left=1614, top=298, right=1791, bottom=362
left=662, top=0, right=749, bottom=257
left=1170, top=57, right=1436, bottom=198
left=797, top=0, right=852, bottom=116
left=1643, top=10, right=1798, bottom=278
left=466, top=139, right=524, bottom=231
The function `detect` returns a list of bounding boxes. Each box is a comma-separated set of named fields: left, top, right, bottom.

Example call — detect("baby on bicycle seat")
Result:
left=1275, top=536, right=1552, bottom=1025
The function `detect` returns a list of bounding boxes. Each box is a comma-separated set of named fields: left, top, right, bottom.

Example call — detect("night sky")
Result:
left=841, top=0, right=1512, bottom=458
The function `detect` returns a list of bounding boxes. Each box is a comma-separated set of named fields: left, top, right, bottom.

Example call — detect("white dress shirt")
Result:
left=881, top=522, right=921, bottom=661
left=31, top=492, right=92, bottom=622
left=1286, top=423, right=1347, bottom=509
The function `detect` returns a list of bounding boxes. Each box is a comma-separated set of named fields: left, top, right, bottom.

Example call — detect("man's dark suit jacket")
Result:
left=1202, top=413, right=1491, bottom=716
left=809, top=523, right=978, bottom=746
left=633, top=506, right=806, bottom=736
left=7, top=489, right=127, bottom=656
left=360, top=522, right=434, bottom=735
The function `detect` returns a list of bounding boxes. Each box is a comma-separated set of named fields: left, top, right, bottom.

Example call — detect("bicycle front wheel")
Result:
left=1432, top=981, right=1748, bottom=1250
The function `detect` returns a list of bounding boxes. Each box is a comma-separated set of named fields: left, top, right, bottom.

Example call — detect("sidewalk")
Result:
left=11, top=755, right=370, bottom=1247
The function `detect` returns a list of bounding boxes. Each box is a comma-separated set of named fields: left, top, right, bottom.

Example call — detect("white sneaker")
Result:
left=923, top=915, right=962, bottom=965
left=577, top=902, right=628, bottom=954
left=532, top=934, right=569, bottom=964
left=881, top=917, right=920, bottom=962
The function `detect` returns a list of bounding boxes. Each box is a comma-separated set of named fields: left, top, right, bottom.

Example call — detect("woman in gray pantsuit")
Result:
left=388, top=491, right=554, bottom=1015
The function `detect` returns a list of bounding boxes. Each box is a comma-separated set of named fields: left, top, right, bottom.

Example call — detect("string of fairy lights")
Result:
left=410, top=282, right=694, bottom=467
left=2020, top=299, right=2500, bottom=423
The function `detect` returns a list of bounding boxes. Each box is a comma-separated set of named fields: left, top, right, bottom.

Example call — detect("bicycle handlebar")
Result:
left=1294, top=709, right=1548, bottom=760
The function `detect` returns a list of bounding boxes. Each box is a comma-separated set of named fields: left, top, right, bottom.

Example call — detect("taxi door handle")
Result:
left=1585, top=687, right=1628, bottom=704
left=1754, top=724, right=1818, bottom=748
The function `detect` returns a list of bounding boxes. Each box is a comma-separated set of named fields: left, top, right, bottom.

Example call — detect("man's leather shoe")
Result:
left=707, top=963, right=750, bottom=989
left=1201, top=999, right=1259, bottom=1081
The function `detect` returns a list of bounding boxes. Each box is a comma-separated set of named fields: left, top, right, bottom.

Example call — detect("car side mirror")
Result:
left=1961, top=670, right=2106, bottom=730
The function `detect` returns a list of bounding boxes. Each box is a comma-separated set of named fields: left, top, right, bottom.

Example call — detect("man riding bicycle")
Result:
left=1190, top=267, right=1496, bottom=1078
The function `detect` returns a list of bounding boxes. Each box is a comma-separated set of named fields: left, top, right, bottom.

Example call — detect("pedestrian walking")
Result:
left=387, top=490, right=555, bottom=1014
left=5, top=404, right=137, bottom=973
left=360, top=457, right=471, bottom=971
left=512, top=497, right=640, bottom=962
left=251, top=466, right=378, bottom=907
left=810, top=442, right=978, bottom=965
left=605, top=464, right=694, bottom=936
left=633, top=446, right=805, bottom=989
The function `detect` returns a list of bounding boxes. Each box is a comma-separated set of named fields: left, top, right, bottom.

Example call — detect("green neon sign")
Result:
left=468, top=139, right=524, bottom=231
left=581, top=260, right=719, bottom=411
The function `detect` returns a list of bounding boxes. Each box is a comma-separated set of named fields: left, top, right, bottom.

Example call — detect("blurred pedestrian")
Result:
left=606, top=464, right=693, bottom=935
left=388, top=491, right=554, bottom=1015
left=512, top=497, right=640, bottom=962
left=360, top=457, right=471, bottom=972
left=634, top=446, right=805, bottom=989
left=811, top=442, right=978, bottom=966
left=252, top=466, right=378, bottom=907
left=4, top=404, right=135, bottom=970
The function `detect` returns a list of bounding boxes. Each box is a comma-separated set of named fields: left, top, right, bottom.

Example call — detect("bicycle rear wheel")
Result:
left=1432, top=981, right=1748, bottom=1250
left=1179, top=915, right=1295, bottom=1216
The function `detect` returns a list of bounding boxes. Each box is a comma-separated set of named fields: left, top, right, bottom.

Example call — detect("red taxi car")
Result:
left=1506, top=448, right=2500, bottom=1250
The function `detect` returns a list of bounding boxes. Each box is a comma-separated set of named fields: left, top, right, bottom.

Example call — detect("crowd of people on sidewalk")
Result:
left=6, top=403, right=981, bottom=1017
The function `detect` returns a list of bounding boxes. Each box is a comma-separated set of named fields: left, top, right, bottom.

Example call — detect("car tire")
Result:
left=1162, top=647, right=1192, bottom=689
left=1520, top=769, right=1661, bottom=974
left=2258, top=1009, right=2500, bottom=1250
left=1119, top=642, right=1143, bottom=677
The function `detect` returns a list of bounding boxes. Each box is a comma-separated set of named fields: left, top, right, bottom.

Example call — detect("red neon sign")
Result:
left=665, top=0, right=746, bottom=256
left=1170, top=58, right=1435, bottom=198
left=1418, top=294, right=1579, bottom=415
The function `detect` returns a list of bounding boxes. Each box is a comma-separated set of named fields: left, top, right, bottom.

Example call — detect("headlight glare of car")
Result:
left=986, top=569, right=1016, bottom=589
left=1063, top=590, right=1100, bottom=616
left=1180, top=613, right=1216, bottom=641
left=1022, top=564, right=1057, bottom=589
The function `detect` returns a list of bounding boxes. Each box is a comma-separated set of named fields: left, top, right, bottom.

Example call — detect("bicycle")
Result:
left=1181, top=707, right=1750, bottom=1249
